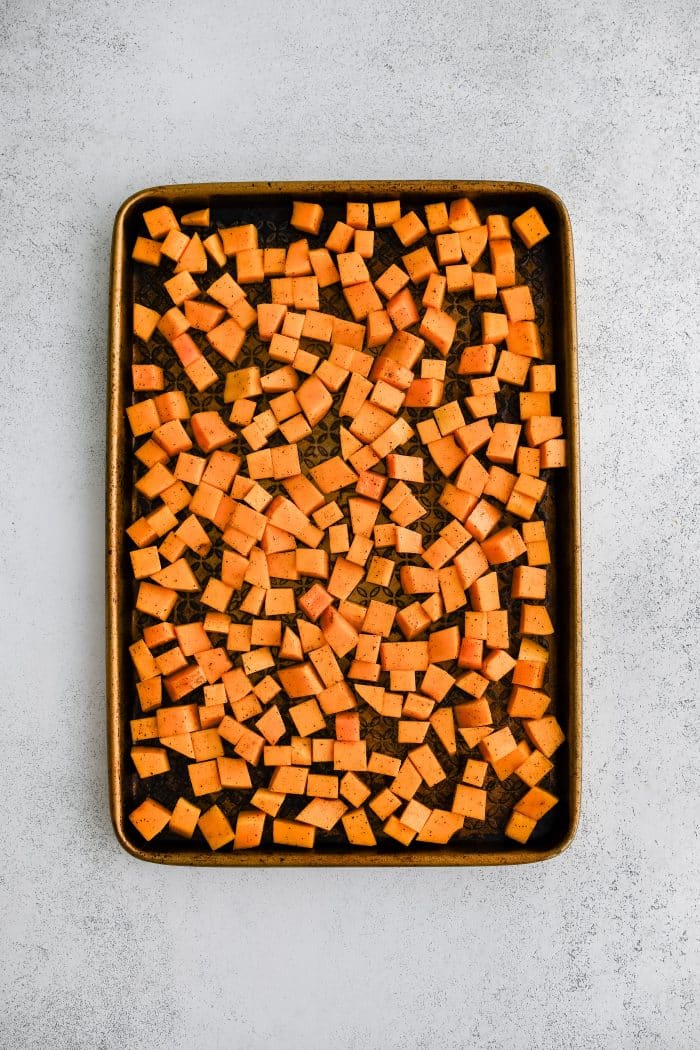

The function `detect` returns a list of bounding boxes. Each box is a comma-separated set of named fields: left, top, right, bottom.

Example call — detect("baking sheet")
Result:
left=107, top=181, right=581, bottom=865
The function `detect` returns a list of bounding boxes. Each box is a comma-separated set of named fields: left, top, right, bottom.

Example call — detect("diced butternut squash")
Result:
left=123, top=193, right=569, bottom=855
left=198, top=805, right=234, bottom=850
left=291, top=200, right=324, bottom=235
left=524, top=716, right=565, bottom=757
left=505, top=810, right=537, bottom=844
left=512, top=206, right=550, bottom=249
left=168, top=797, right=201, bottom=838
left=128, top=797, right=172, bottom=841
left=416, top=809, right=463, bottom=844
left=131, top=746, right=170, bottom=778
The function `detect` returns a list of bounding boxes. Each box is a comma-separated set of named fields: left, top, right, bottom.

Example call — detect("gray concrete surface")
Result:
left=1, top=1, right=698, bottom=1047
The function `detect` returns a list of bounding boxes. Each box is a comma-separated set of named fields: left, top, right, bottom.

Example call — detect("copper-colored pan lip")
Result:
left=107, top=181, right=581, bottom=866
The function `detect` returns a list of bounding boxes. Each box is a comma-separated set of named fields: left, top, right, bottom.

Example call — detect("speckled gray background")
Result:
left=1, top=1, right=698, bottom=1047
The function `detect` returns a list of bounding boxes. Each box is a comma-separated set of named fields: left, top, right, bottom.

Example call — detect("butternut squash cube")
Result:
left=524, top=716, right=565, bottom=757
left=296, top=798, right=348, bottom=831
left=419, top=307, right=457, bottom=357
left=505, top=810, right=537, bottom=844
left=452, top=784, right=487, bottom=821
left=133, top=303, right=161, bottom=343
left=392, top=210, right=427, bottom=247
left=512, top=206, right=550, bottom=248
left=416, top=809, right=463, bottom=844
left=128, top=798, right=171, bottom=840
left=333, top=740, right=367, bottom=772
left=342, top=807, right=377, bottom=846
left=489, top=239, right=516, bottom=287
left=233, top=810, right=266, bottom=850
left=516, top=749, right=554, bottom=787
left=448, top=197, right=480, bottom=231
left=169, top=797, right=201, bottom=838
left=373, top=200, right=401, bottom=227
left=472, top=271, right=498, bottom=300
left=409, top=744, right=446, bottom=787
left=520, top=604, right=554, bottom=636
left=131, top=746, right=170, bottom=778
left=273, top=819, right=315, bottom=848
left=462, top=758, right=488, bottom=787
left=481, top=312, right=509, bottom=344
left=291, top=200, right=324, bottom=235
left=198, top=805, right=234, bottom=850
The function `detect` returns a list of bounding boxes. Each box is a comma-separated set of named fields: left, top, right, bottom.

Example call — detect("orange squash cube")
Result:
left=448, top=197, right=480, bottom=231
left=291, top=200, right=324, bottom=235
left=333, top=740, right=367, bottom=772
left=126, top=398, right=160, bottom=438
left=516, top=749, right=554, bottom=787
left=128, top=798, right=171, bottom=840
left=463, top=758, right=488, bottom=787
left=233, top=809, right=266, bottom=849
left=273, top=819, right=315, bottom=848
left=512, top=566, right=547, bottom=600
left=168, top=797, right=201, bottom=838
left=175, top=233, right=207, bottom=275
left=481, top=312, right=509, bottom=344
left=133, top=303, right=161, bottom=342
left=505, top=810, right=537, bottom=844
left=486, top=422, right=522, bottom=465
left=198, top=805, right=234, bottom=850
left=216, top=756, right=253, bottom=790
left=373, top=200, right=401, bottom=227
left=458, top=343, right=496, bottom=375
left=407, top=744, right=445, bottom=787
left=540, top=439, right=567, bottom=468
left=180, top=207, right=209, bottom=227
left=207, top=317, right=246, bottom=363
left=423, top=201, right=449, bottom=233
left=452, top=784, right=487, bottom=821
left=161, top=227, right=190, bottom=262
left=325, top=220, right=354, bottom=253
left=202, top=231, right=226, bottom=267
left=446, top=263, right=474, bottom=293
left=419, top=307, right=457, bottom=357
left=345, top=201, right=368, bottom=229
left=131, top=745, right=170, bottom=779
left=393, top=210, right=427, bottom=247
left=500, top=284, right=535, bottom=322
left=375, top=263, right=410, bottom=301
left=524, top=716, right=565, bottom=756
left=403, top=246, right=438, bottom=284
left=507, top=686, right=550, bottom=719
left=389, top=759, right=422, bottom=801
left=416, top=809, right=463, bottom=844
left=143, top=205, right=179, bottom=239
left=520, top=604, right=554, bottom=635
left=352, top=228, right=373, bottom=258
left=459, top=225, right=488, bottom=265
left=512, top=206, right=550, bottom=248
left=512, top=660, right=547, bottom=690
left=308, top=248, right=340, bottom=287
left=481, top=526, right=527, bottom=565
left=186, top=356, right=218, bottom=393
left=132, top=236, right=163, bottom=266
left=421, top=273, right=446, bottom=311
left=342, top=807, right=376, bottom=846
left=164, top=271, right=199, bottom=306
left=524, top=416, right=564, bottom=446
left=489, top=239, right=516, bottom=288
left=295, top=797, right=348, bottom=831
left=219, top=223, right=258, bottom=256
left=506, top=320, right=543, bottom=359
